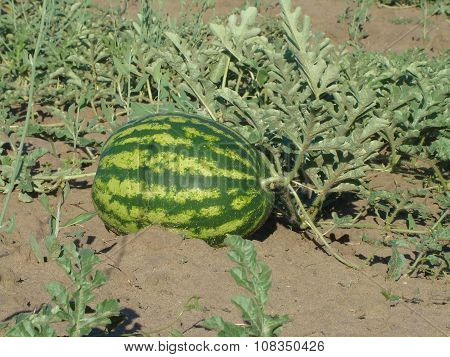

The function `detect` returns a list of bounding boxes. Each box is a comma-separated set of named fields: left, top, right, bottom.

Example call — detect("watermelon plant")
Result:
left=0, top=0, right=449, bottom=341
left=3, top=240, right=121, bottom=337
left=203, top=235, right=291, bottom=337
left=2, top=184, right=119, bottom=337
left=4, top=242, right=121, bottom=337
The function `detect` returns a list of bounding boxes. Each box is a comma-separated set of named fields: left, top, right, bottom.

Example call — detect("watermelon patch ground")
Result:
left=0, top=0, right=448, bottom=337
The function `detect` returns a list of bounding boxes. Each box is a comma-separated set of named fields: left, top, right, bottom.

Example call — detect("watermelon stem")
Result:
left=221, top=55, right=231, bottom=90
left=260, top=176, right=287, bottom=191
left=33, top=172, right=96, bottom=182
left=288, top=184, right=360, bottom=270
left=262, top=150, right=359, bottom=270
left=285, top=148, right=305, bottom=184
left=32, top=172, right=96, bottom=194
left=261, top=167, right=360, bottom=269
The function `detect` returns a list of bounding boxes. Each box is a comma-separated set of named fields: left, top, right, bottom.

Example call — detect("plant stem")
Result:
left=308, top=163, right=348, bottom=222
left=10, top=122, right=65, bottom=129
left=291, top=180, right=320, bottom=193
left=156, top=76, right=161, bottom=113
left=32, top=172, right=96, bottom=181
left=285, top=148, right=305, bottom=183
left=72, top=286, right=86, bottom=337
left=320, top=221, right=429, bottom=235
left=266, top=146, right=284, bottom=175
left=407, top=251, right=425, bottom=276
left=260, top=176, right=286, bottom=190
left=146, top=78, right=153, bottom=102
left=385, top=198, right=406, bottom=226
left=178, top=72, right=217, bottom=121
left=54, top=187, right=63, bottom=238
left=126, top=47, right=132, bottom=118
left=0, top=0, right=49, bottom=230
left=288, top=184, right=360, bottom=270
left=221, top=55, right=230, bottom=90
left=421, top=0, right=428, bottom=44
left=235, top=69, right=243, bottom=93
left=430, top=161, right=448, bottom=190
left=432, top=209, right=448, bottom=230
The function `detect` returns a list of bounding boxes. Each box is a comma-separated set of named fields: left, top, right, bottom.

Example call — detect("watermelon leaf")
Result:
left=203, top=316, right=248, bottom=337
left=388, top=242, right=407, bottom=281
left=6, top=243, right=120, bottom=337
left=60, top=211, right=96, bottom=228
left=203, top=235, right=290, bottom=337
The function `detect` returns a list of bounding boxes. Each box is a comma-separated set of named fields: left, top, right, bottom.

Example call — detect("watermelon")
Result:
left=92, top=112, right=274, bottom=242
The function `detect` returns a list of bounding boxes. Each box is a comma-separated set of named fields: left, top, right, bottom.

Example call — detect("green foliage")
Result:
left=203, top=235, right=290, bottom=336
left=5, top=243, right=120, bottom=336
left=338, top=0, right=374, bottom=43
left=328, top=186, right=449, bottom=278
left=366, top=188, right=431, bottom=226
left=2, top=180, right=117, bottom=336
left=381, top=289, right=401, bottom=302
left=0, top=0, right=448, bottom=276
left=387, top=241, right=407, bottom=280
left=32, top=184, right=94, bottom=261
left=367, top=188, right=448, bottom=278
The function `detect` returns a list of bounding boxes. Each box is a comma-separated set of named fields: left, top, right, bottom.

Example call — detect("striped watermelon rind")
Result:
left=92, top=112, right=274, bottom=242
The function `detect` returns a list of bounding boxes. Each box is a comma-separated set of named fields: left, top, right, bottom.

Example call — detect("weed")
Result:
left=203, top=235, right=290, bottom=337
left=1, top=181, right=119, bottom=336
left=3, top=242, right=120, bottom=336
left=339, top=0, right=374, bottom=43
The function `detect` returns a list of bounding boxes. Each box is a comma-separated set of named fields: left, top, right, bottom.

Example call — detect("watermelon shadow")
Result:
left=249, top=213, right=278, bottom=242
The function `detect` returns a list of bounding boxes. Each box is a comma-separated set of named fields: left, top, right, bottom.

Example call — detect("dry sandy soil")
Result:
left=99, top=0, right=449, bottom=53
left=0, top=0, right=448, bottom=337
